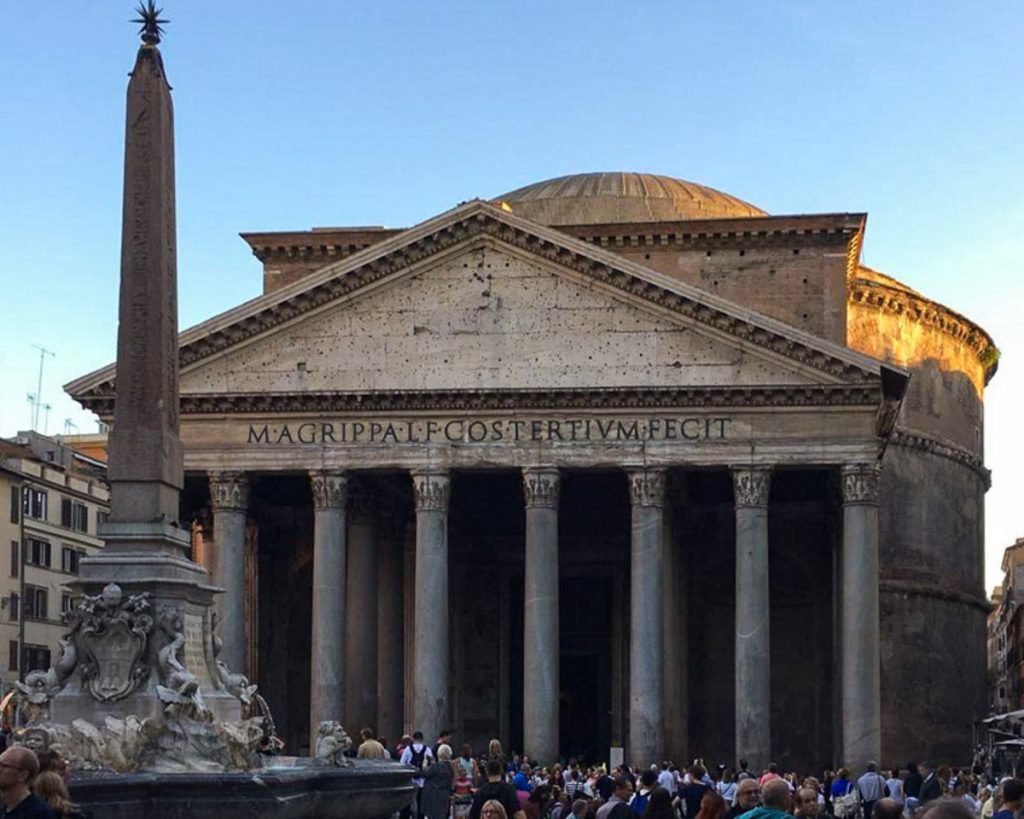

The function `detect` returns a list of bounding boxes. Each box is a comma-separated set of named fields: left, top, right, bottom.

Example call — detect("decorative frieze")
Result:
left=412, top=470, right=450, bottom=513
left=522, top=468, right=561, bottom=509
left=309, top=470, right=347, bottom=510
left=209, top=471, right=250, bottom=512
left=77, top=384, right=886, bottom=417
left=850, top=281, right=997, bottom=377
left=841, top=463, right=881, bottom=505
left=732, top=467, right=772, bottom=508
left=891, top=429, right=991, bottom=489
left=627, top=468, right=666, bottom=508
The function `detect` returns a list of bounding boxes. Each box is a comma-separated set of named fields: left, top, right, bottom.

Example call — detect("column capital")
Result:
left=732, top=466, right=772, bottom=508
left=627, top=468, right=667, bottom=508
left=411, top=469, right=451, bottom=513
left=309, top=470, right=347, bottom=510
left=522, top=468, right=561, bottom=509
left=841, top=463, right=882, bottom=505
left=209, top=471, right=250, bottom=511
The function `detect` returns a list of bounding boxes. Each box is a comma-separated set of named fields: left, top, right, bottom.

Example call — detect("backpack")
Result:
left=631, top=791, right=651, bottom=816
left=409, top=743, right=428, bottom=771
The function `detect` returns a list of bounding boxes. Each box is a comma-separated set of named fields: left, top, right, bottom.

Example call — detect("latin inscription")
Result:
left=246, top=417, right=732, bottom=445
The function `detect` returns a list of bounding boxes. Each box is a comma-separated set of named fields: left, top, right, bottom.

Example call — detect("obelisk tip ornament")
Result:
left=106, top=0, right=185, bottom=544
left=132, top=0, right=169, bottom=45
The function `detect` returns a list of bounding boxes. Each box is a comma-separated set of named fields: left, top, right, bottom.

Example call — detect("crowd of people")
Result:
left=352, top=728, right=1019, bottom=819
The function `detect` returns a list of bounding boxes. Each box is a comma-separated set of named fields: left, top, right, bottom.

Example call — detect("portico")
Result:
left=68, top=199, right=907, bottom=771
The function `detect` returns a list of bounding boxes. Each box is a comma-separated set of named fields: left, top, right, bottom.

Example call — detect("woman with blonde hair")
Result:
left=481, top=799, right=509, bottom=819
left=33, top=771, right=85, bottom=819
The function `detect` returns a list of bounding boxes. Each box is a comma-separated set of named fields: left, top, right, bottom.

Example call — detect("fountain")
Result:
left=13, top=4, right=414, bottom=816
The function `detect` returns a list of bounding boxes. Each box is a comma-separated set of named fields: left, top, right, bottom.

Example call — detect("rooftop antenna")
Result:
left=63, top=419, right=78, bottom=435
left=30, top=344, right=55, bottom=430
left=42, top=404, right=53, bottom=435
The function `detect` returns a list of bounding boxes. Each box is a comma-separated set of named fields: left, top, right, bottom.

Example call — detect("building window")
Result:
left=96, top=509, right=108, bottom=531
left=61, top=499, right=88, bottom=533
left=9, top=541, right=18, bottom=579
left=23, top=489, right=47, bottom=520
left=8, top=593, right=18, bottom=622
left=23, top=586, right=47, bottom=620
left=23, top=645, right=51, bottom=673
left=61, top=593, right=74, bottom=615
left=9, top=486, right=18, bottom=524
left=25, top=538, right=51, bottom=568
left=8, top=641, right=17, bottom=672
left=61, top=547, right=84, bottom=575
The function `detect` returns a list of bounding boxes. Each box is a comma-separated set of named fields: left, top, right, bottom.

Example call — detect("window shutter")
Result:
left=9, top=487, right=18, bottom=524
left=61, top=498, right=72, bottom=527
left=9, top=541, right=17, bottom=579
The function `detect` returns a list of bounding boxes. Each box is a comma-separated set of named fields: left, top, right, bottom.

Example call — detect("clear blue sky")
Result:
left=1, top=1, right=1021, bottom=588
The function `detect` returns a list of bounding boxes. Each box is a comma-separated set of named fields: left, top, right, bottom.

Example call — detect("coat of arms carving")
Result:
left=73, top=583, right=154, bottom=702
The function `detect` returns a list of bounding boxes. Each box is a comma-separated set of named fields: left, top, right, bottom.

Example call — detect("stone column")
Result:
left=209, top=471, right=250, bottom=674
left=627, top=468, right=666, bottom=767
left=840, top=463, right=882, bottom=770
left=377, top=507, right=406, bottom=745
left=733, top=466, right=772, bottom=772
left=522, top=467, right=561, bottom=765
left=346, top=481, right=379, bottom=732
left=309, top=469, right=348, bottom=744
left=411, top=469, right=451, bottom=740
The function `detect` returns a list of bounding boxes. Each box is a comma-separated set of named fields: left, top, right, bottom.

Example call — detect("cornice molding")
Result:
left=890, top=428, right=991, bottom=489
left=849, top=279, right=998, bottom=383
left=880, top=578, right=991, bottom=614
left=76, top=384, right=885, bottom=417
left=560, top=214, right=864, bottom=251
left=69, top=203, right=894, bottom=405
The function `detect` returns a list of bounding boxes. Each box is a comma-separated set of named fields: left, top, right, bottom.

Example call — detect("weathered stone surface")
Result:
left=182, top=245, right=825, bottom=396
left=106, top=42, right=184, bottom=527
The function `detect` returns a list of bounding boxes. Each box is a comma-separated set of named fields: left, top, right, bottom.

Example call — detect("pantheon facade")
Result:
left=67, top=172, right=996, bottom=772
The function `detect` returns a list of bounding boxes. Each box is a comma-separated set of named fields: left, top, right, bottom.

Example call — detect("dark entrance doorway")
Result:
left=559, top=575, right=612, bottom=761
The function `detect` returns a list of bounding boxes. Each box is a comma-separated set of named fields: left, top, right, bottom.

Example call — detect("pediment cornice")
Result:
left=67, top=201, right=905, bottom=405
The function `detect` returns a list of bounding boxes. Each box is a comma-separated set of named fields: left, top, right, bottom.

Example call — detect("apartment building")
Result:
left=0, top=433, right=109, bottom=695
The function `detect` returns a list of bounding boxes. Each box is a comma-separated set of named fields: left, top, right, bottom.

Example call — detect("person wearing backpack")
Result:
left=630, top=770, right=659, bottom=815
left=400, top=731, right=435, bottom=819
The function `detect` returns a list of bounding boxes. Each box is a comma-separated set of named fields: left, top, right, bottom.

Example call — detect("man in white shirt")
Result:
left=399, top=731, right=434, bottom=819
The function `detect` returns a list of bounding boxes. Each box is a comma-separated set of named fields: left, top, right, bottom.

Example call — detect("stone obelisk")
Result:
left=105, top=10, right=184, bottom=546
left=50, top=9, right=239, bottom=727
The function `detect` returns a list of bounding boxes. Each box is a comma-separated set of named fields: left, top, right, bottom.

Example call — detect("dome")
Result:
left=495, top=172, right=766, bottom=226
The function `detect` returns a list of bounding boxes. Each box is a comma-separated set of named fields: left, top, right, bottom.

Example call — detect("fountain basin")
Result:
left=69, top=759, right=416, bottom=819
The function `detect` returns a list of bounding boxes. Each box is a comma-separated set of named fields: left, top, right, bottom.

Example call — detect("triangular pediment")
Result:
left=67, top=200, right=905, bottom=412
